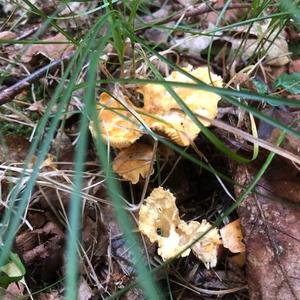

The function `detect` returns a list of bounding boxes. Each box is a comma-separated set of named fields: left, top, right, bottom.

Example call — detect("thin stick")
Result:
left=0, top=52, right=74, bottom=106
left=141, top=3, right=252, bottom=28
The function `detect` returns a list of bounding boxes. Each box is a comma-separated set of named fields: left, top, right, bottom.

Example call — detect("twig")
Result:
left=0, top=52, right=74, bottom=106
left=16, top=24, right=41, bottom=40
left=145, top=3, right=252, bottom=27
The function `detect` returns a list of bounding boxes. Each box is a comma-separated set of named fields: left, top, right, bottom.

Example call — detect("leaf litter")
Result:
left=0, top=0, right=300, bottom=299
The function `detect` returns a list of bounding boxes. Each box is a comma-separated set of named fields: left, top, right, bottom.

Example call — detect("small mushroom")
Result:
left=90, top=92, right=144, bottom=148
left=138, top=187, right=221, bottom=268
left=139, top=66, right=223, bottom=146
left=112, top=143, right=154, bottom=184
left=220, top=219, right=245, bottom=254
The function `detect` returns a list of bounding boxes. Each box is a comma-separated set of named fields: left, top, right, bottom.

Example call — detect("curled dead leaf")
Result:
left=138, top=187, right=221, bottom=268
left=0, top=31, right=17, bottom=40
left=220, top=219, right=245, bottom=253
left=21, top=33, right=74, bottom=63
left=90, top=92, right=144, bottom=148
left=112, top=143, right=154, bottom=184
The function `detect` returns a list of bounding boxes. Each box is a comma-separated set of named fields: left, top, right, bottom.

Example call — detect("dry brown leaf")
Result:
left=229, top=20, right=290, bottom=66
left=21, top=33, right=74, bottom=63
left=26, top=100, right=46, bottom=113
left=90, top=92, right=144, bottom=148
left=138, top=187, right=221, bottom=268
left=78, top=277, right=93, bottom=300
left=0, top=31, right=17, bottom=40
left=112, top=143, right=154, bottom=184
left=82, top=216, right=108, bottom=258
left=171, top=34, right=211, bottom=57
left=1, top=282, right=25, bottom=300
left=220, top=219, right=245, bottom=253
left=234, top=160, right=300, bottom=299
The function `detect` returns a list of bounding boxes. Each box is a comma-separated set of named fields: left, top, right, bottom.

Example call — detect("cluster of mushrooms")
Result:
left=90, top=66, right=245, bottom=268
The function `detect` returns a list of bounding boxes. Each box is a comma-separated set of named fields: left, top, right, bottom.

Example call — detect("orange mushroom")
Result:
left=138, top=187, right=221, bottom=268
left=138, top=66, right=223, bottom=146
left=112, top=143, right=154, bottom=184
left=90, top=92, right=145, bottom=148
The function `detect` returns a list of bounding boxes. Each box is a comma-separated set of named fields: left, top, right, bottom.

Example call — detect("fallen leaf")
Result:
left=144, top=28, right=169, bottom=44
left=138, top=187, right=221, bottom=268
left=234, top=160, right=300, bottom=299
left=16, top=214, right=65, bottom=285
left=26, top=100, right=46, bottom=113
left=228, top=20, right=290, bottom=66
left=0, top=31, right=17, bottom=40
left=0, top=282, right=25, bottom=300
left=0, top=253, right=25, bottom=288
left=258, top=108, right=300, bottom=156
left=21, top=33, right=74, bottom=64
left=78, top=277, right=93, bottom=300
left=112, top=143, right=154, bottom=184
left=100, top=204, right=141, bottom=278
left=90, top=92, right=144, bottom=148
left=171, top=34, right=211, bottom=56
left=220, top=219, right=245, bottom=253
left=82, top=216, right=108, bottom=258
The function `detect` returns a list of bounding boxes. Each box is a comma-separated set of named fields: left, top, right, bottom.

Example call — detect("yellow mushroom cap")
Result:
left=138, top=66, right=223, bottom=146
left=138, top=187, right=221, bottom=267
left=139, top=65, right=222, bottom=115
left=112, top=143, right=154, bottom=184
left=89, top=92, right=144, bottom=148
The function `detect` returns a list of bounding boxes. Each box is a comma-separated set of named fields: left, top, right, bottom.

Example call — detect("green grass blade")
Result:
left=142, top=54, right=251, bottom=163
left=64, top=28, right=112, bottom=300
left=20, top=0, right=79, bottom=45
left=0, top=14, right=110, bottom=270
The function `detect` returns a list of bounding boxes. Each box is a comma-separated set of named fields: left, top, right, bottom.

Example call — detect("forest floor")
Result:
left=0, top=1, right=300, bottom=299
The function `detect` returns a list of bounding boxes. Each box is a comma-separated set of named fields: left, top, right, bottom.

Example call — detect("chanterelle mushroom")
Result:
left=138, top=187, right=221, bottom=268
left=112, top=143, right=154, bottom=184
left=90, top=92, right=144, bottom=148
left=138, top=66, right=223, bottom=146
left=91, top=66, right=223, bottom=148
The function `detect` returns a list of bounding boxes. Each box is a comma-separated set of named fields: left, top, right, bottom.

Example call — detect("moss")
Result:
left=0, top=122, right=32, bottom=138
